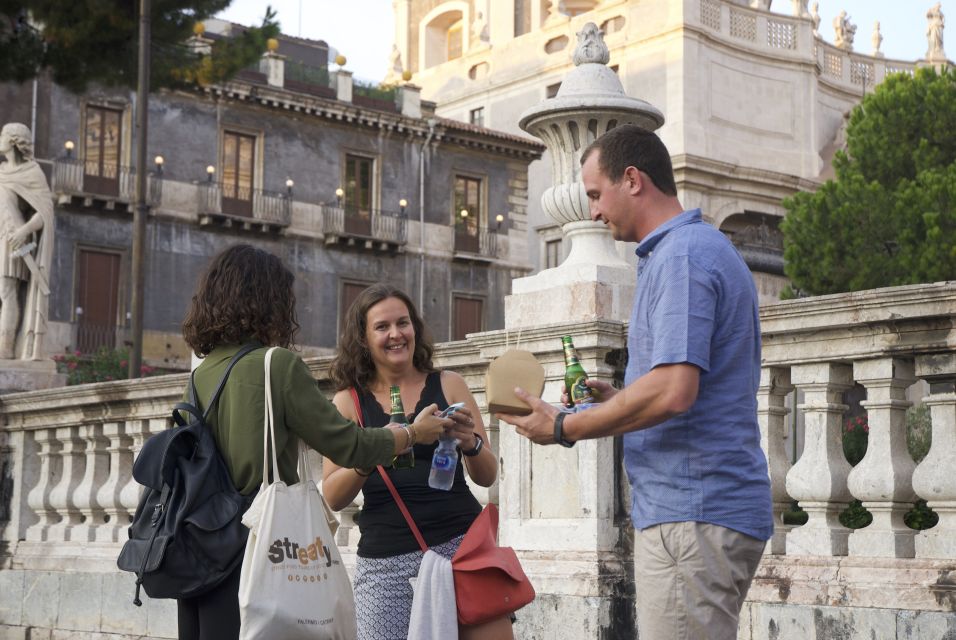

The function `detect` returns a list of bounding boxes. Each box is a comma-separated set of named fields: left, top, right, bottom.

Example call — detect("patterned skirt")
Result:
left=354, top=535, right=464, bottom=640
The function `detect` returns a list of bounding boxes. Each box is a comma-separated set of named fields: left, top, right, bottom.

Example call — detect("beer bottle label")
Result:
left=570, top=375, right=595, bottom=404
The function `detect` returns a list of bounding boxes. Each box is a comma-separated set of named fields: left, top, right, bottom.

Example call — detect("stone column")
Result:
left=259, top=49, right=285, bottom=88
left=489, top=0, right=515, bottom=45
left=786, top=362, right=854, bottom=556
left=335, top=69, right=353, bottom=103
left=847, top=358, right=917, bottom=558
left=758, top=366, right=794, bottom=554
left=44, top=427, right=85, bottom=542
left=912, top=353, right=956, bottom=558
left=26, top=428, right=63, bottom=542
left=70, top=423, right=109, bottom=542
left=97, top=421, right=135, bottom=543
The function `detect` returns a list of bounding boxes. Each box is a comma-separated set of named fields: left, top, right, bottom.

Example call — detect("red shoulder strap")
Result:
left=349, top=387, right=428, bottom=552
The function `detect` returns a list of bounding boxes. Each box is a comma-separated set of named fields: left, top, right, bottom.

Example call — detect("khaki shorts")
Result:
left=634, top=522, right=766, bottom=640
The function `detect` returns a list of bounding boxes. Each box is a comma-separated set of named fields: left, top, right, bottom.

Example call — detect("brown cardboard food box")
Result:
left=485, top=349, right=545, bottom=416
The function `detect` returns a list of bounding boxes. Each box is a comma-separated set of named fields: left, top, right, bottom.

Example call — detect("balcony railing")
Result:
left=319, top=205, right=407, bottom=247
left=51, top=157, right=162, bottom=206
left=197, top=182, right=291, bottom=228
left=454, top=227, right=498, bottom=259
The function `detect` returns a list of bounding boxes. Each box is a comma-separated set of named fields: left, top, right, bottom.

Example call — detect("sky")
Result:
left=215, top=1, right=953, bottom=84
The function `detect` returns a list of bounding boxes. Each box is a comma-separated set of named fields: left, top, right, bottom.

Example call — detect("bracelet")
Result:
left=354, top=467, right=374, bottom=477
left=405, top=423, right=418, bottom=447
left=400, top=424, right=413, bottom=449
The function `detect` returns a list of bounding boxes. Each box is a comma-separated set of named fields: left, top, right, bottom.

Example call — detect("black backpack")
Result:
left=117, top=344, right=259, bottom=605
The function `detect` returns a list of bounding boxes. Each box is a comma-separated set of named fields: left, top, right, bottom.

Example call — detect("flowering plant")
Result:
left=842, top=414, right=869, bottom=466
left=53, top=347, right=158, bottom=386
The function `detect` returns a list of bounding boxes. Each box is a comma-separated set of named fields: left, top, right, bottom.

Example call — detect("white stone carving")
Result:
left=833, top=9, right=857, bottom=51
left=810, top=1, right=821, bottom=36
left=926, top=2, right=946, bottom=60
left=872, top=21, right=884, bottom=57
left=0, top=122, right=54, bottom=361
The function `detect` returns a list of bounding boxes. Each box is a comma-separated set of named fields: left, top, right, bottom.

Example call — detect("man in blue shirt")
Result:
left=500, top=125, right=772, bottom=639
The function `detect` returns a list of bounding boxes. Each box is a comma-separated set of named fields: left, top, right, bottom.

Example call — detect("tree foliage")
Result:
left=781, top=67, right=956, bottom=296
left=0, top=1, right=278, bottom=93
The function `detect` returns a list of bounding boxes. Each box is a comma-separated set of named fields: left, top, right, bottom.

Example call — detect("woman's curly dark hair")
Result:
left=329, top=284, right=435, bottom=391
left=182, top=244, right=299, bottom=357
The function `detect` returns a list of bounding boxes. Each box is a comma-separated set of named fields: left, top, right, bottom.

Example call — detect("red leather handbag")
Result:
left=349, top=389, right=535, bottom=625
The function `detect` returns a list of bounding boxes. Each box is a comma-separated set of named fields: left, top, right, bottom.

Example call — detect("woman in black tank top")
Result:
left=323, top=284, right=512, bottom=640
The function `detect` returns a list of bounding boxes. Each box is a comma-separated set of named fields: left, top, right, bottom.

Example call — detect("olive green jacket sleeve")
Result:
left=189, top=344, right=395, bottom=494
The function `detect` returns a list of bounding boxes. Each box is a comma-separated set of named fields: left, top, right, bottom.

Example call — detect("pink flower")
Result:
left=120, top=360, right=128, bottom=368
left=67, top=362, right=77, bottom=371
left=863, top=424, right=869, bottom=433
left=74, top=350, right=82, bottom=357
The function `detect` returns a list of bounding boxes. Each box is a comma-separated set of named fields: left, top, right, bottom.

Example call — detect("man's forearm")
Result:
left=562, top=364, right=700, bottom=442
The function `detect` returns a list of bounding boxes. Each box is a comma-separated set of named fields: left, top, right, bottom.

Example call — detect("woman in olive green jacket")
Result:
left=177, top=244, right=451, bottom=640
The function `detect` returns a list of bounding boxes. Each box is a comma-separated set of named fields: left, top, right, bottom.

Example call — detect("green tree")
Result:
left=0, top=1, right=278, bottom=92
left=781, top=67, right=956, bottom=296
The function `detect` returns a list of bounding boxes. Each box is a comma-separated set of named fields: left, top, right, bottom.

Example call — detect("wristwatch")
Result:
left=462, top=433, right=483, bottom=457
left=553, top=411, right=576, bottom=448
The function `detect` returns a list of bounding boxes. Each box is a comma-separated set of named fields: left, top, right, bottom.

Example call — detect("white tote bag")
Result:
left=238, top=347, right=357, bottom=640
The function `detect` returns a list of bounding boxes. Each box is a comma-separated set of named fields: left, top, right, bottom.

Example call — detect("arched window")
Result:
left=420, top=3, right=470, bottom=70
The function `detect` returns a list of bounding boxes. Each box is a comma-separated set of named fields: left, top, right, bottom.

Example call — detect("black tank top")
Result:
left=355, top=371, right=482, bottom=558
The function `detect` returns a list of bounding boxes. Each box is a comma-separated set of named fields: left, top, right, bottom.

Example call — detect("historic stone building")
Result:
left=392, top=0, right=945, bottom=303
left=0, top=20, right=543, bottom=371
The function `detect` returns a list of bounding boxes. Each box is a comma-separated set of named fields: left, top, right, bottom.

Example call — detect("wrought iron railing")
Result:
left=454, top=226, right=498, bottom=258
left=197, top=182, right=291, bottom=227
left=320, top=205, right=407, bottom=245
left=51, top=158, right=162, bottom=206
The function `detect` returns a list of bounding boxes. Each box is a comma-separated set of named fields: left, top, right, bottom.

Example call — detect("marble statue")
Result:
left=810, top=2, right=821, bottom=37
left=833, top=10, right=856, bottom=51
left=791, top=0, right=810, bottom=19
left=383, top=44, right=404, bottom=86
left=872, top=21, right=883, bottom=56
left=927, top=2, right=945, bottom=60
left=572, top=22, right=610, bottom=66
left=0, top=123, right=54, bottom=361
left=472, top=9, right=490, bottom=45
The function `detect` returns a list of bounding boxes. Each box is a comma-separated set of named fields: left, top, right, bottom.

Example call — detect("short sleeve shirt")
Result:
left=623, top=209, right=773, bottom=541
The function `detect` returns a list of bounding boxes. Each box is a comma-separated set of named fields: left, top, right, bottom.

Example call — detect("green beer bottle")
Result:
left=389, top=385, right=415, bottom=469
left=562, top=336, right=596, bottom=407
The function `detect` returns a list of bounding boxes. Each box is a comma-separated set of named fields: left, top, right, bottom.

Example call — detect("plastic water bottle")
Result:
left=428, top=435, right=458, bottom=491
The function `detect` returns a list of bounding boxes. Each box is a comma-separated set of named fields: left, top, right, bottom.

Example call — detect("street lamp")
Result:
left=495, top=213, right=504, bottom=230
left=335, top=187, right=344, bottom=205
left=64, top=140, right=74, bottom=159
left=399, top=198, right=408, bottom=215
left=460, top=208, right=469, bottom=219
left=206, top=165, right=215, bottom=182
left=285, top=177, right=294, bottom=196
left=154, top=155, right=164, bottom=175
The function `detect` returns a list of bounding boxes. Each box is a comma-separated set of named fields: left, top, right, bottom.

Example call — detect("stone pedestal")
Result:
left=0, top=359, right=66, bottom=393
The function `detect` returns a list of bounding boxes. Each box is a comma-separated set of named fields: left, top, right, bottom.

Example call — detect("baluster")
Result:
left=119, top=418, right=160, bottom=522
left=786, top=362, right=854, bottom=556
left=25, top=428, right=63, bottom=542
left=96, top=421, right=134, bottom=542
left=71, top=423, right=110, bottom=542
left=758, top=366, right=794, bottom=554
left=847, top=358, right=917, bottom=557
left=45, top=427, right=86, bottom=541
left=913, top=354, right=956, bottom=558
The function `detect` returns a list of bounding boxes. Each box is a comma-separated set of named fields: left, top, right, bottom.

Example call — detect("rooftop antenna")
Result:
left=298, top=0, right=302, bottom=37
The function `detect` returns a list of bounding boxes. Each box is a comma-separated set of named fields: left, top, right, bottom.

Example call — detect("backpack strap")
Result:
left=173, top=343, right=261, bottom=426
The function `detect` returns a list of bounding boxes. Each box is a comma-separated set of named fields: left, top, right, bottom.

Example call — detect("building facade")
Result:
left=393, top=0, right=943, bottom=303
left=0, top=24, right=543, bottom=369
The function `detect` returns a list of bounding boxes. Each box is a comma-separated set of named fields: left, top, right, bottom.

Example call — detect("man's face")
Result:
left=0, top=129, right=12, bottom=155
left=582, top=150, right=637, bottom=242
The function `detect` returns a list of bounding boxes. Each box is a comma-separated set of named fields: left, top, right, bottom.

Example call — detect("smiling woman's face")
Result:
left=365, top=296, right=416, bottom=372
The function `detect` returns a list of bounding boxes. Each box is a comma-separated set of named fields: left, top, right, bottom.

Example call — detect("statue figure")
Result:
left=872, top=21, right=883, bottom=56
left=833, top=10, right=856, bottom=51
left=0, top=123, right=53, bottom=360
left=572, top=22, right=610, bottom=66
left=383, top=44, right=404, bottom=86
left=791, top=0, right=810, bottom=19
left=810, top=2, right=821, bottom=37
left=927, top=2, right=945, bottom=60
left=471, top=9, right=489, bottom=46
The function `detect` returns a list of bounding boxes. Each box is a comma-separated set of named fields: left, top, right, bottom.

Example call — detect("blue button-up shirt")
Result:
left=623, top=209, right=773, bottom=540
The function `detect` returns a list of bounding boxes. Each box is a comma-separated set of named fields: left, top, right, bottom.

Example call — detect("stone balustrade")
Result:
left=2, top=282, right=955, bottom=638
